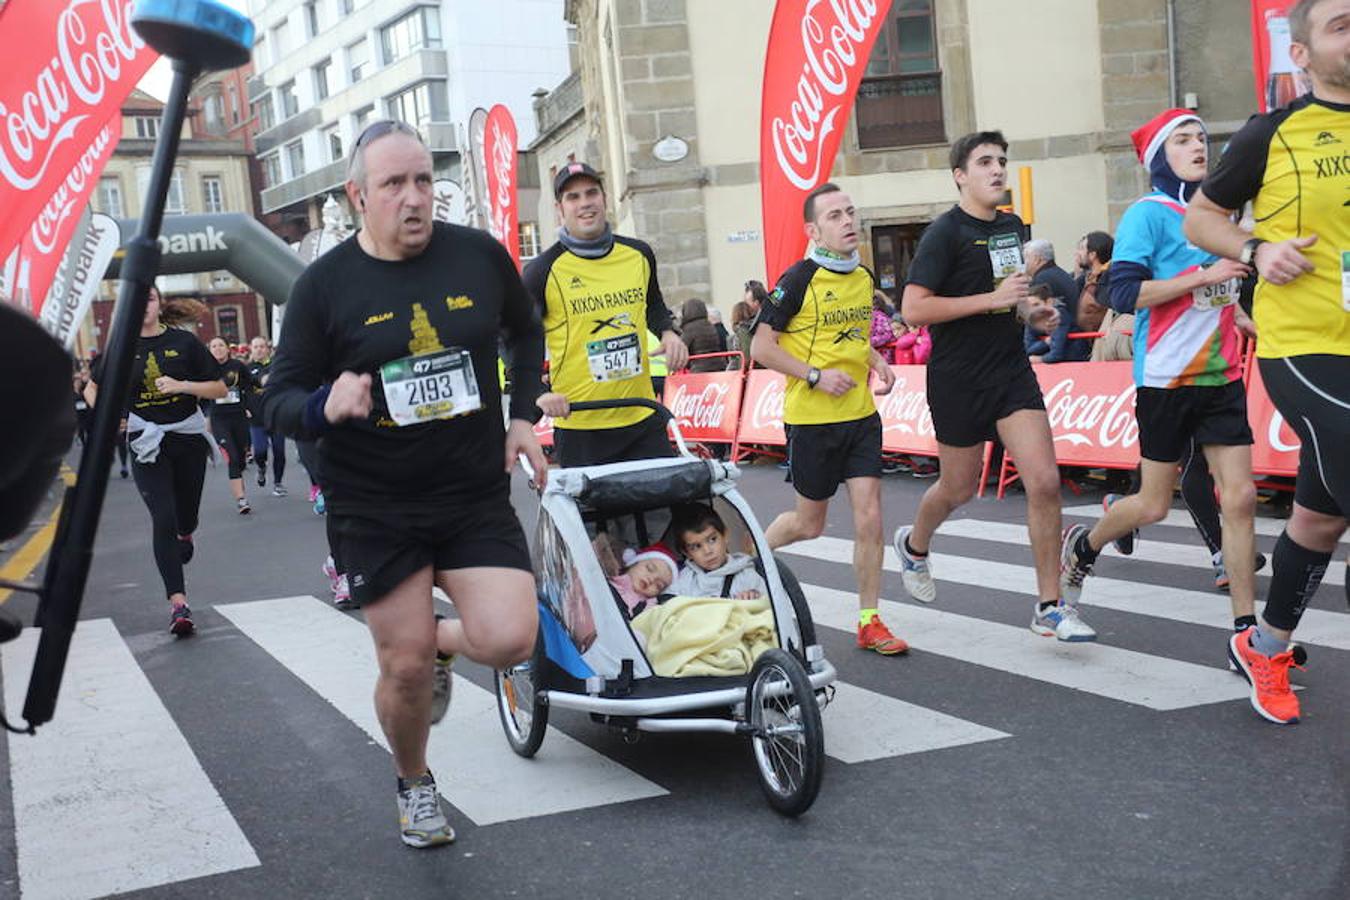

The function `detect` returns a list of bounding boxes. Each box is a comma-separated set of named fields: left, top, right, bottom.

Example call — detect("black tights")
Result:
left=214, top=415, right=251, bottom=480
left=131, top=433, right=208, bottom=598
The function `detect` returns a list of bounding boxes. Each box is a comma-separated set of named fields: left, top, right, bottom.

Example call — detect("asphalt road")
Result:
left=1, top=447, right=1346, bottom=900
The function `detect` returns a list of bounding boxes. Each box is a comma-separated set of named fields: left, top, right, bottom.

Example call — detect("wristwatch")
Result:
left=806, top=367, right=821, bottom=389
left=1239, top=237, right=1266, bottom=266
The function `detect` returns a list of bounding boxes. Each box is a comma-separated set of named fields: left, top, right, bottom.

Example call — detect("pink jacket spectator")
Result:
left=894, top=326, right=932, bottom=366
left=870, top=308, right=896, bottom=363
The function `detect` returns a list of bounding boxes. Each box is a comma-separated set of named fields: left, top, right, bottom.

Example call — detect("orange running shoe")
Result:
left=858, top=614, right=909, bottom=655
left=1228, top=628, right=1301, bottom=725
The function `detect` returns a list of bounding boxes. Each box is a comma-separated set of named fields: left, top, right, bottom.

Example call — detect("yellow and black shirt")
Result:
left=523, top=235, right=674, bottom=431
left=91, top=326, right=218, bottom=425
left=758, top=259, right=877, bottom=426
left=1202, top=94, right=1350, bottom=359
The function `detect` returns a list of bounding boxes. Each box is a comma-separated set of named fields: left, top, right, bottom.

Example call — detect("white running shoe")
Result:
left=1031, top=600, right=1098, bottom=642
left=893, top=525, right=936, bottom=603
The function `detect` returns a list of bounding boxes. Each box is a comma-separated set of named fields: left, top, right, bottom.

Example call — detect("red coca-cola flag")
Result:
left=759, top=0, right=891, bottom=285
left=0, top=1, right=158, bottom=305
left=483, top=103, right=520, bottom=270
left=1250, top=1, right=1312, bottom=112
left=10, top=115, right=119, bottom=314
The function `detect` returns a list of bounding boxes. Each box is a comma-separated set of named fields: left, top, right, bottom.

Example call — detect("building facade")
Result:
left=89, top=91, right=264, bottom=351
left=244, top=0, right=571, bottom=256
left=532, top=0, right=1257, bottom=313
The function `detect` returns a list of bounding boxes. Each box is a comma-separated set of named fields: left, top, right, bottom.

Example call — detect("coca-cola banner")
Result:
left=0, top=1, right=157, bottom=300
left=737, top=369, right=788, bottom=447
left=1034, top=363, right=1140, bottom=468
left=760, top=0, right=891, bottom=285
left=662, top=370, right=746, bottom=446
left=533, top=413, right=555, bottom=448
left=878, top=366, right=937, bottom=456
left=1250, top=1, right=1312, bottom=112
left=6, top=116, right=119, bottom=313
left=1246, top=362, right=1300, bottom=476
left=483, top=103, right=519, bottom=269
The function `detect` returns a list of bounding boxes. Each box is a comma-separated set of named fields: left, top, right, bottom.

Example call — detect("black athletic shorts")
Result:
left=1135, top=379, right=1252, bottom=464
left=1258, top=355, right=1349, bottom=517
left=927, top=367, right=1045, bottom=448
left=788, top=412, right=882, bottom=501
left=326, top=490, right=531, bottom=607
left=552, top=411, right=673, bottom=468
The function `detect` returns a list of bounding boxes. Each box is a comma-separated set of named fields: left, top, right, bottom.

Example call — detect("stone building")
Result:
left=530, top=0, right=1258, bottom=312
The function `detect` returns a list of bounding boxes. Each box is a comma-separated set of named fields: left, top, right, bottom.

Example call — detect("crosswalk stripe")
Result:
left=797, top=582, right=1253, bottom=711
left=1061, top=504, right=1350, bottom=544
left=217, top=596, right=668, bottom=826
left=785, top=536, right=1350, bottom=652
left=937, top=518, right=1345, bottom=586
left=1, top=619, right=259, bottom=900
left=823, top=683, right=1009, bottom=763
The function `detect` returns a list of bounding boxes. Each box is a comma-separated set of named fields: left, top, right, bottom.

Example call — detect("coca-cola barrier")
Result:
left=532, top=359, right=1302, bottom=480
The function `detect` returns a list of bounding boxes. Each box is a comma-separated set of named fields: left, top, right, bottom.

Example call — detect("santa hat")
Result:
left=622, top=544, right=678, bottom=581
left=1131, top=109, right=1206, bottom=168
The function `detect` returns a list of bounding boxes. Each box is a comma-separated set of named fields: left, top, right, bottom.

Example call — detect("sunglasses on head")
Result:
left=353, top=119, right=422, bottom=150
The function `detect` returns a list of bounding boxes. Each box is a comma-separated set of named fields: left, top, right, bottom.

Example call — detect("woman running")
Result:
left=85, top=287, right=225, bottom=636
left=206, top=337, right=256, bottom=515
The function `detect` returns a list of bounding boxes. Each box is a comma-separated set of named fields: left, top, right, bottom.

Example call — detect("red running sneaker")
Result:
left=858, top=614, right=909, bottom=655
left=1228, top=628, right=1301, bottom=725
left=169, top=604, right=195, bottom=637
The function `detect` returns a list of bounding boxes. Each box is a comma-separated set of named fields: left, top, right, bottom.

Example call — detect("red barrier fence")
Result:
left=532, top=354, right=1302, bottom=483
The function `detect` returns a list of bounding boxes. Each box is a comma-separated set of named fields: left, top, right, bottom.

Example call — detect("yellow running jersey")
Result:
left=1203, top=95, right=1350, bottom=359
left=758, top=259, right=878, bottom=426
left=523, top=235, right=674, bottom=430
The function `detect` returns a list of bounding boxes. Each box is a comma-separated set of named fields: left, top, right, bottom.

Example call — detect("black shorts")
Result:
left=1135, top=379, right=1253, bottom=464
left=1258, top=355, right=1349, bottom=517
left=788, top=412, right=882, bottom=501
left=553, top=412, right=673, bottom=468
left=927, top=367, right=1045, bottom=448
left=326, top=492, right=531, bottom=607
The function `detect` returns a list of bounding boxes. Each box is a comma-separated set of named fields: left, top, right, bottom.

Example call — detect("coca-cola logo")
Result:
left=769, top=0, right=879, bottom=191
left=876, top=374, right=934, bottom=436
left=490, top=120, right=513, bottom=212
left=1042, top=377, right=1139, bottom=449
left=0, top=1, right=143, bottom=192
left=668, top=381, right=732, bottom=432
left=28, top=123, right=114, bottom=254
left=748, top=377, right=786, bottom=431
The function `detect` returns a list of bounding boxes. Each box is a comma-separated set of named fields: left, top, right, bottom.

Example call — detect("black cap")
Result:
left=553, top=161, right=602, bottom=199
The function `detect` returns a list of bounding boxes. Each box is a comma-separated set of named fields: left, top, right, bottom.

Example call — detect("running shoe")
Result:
left=169, top=604, right=195, bottom=636
left=430, top=654, right=455, bottom=724
left=911, top=461, right=939, bottom=478
left=1058, top=524, right=1094, bottom=605
left=396, top=773, right=455, bottom=848
left=1030, top=600, right=1097, bottom=642
left=177, top=534, right=194, bottom=565
left=313, top=490, right=326, bottom=516
left=237, top=497, right=251, bottom=515
left=893, top=525, right=936, bottom=603
left=1213, top=552, right=1269, bottom=592
left=256, top=468, right=266, bottom=488
left=857, top=614, right=909, bottom=654
left=1227, top=628, right=1300, bottom=724
left=333, top=574, right=356, bottom=610
left=322, top=555, right=341, bottom=592
left=119, top=467, right=129, bottom=479
left=1103, top=493, right=1136, bottom=555
left=307, top=484, right=320, bottom=503
left=272, top=483, right=288, bottom=497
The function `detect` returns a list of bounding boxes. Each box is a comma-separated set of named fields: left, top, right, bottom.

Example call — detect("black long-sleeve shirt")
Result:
left=261, top=223, right=544, bottom=513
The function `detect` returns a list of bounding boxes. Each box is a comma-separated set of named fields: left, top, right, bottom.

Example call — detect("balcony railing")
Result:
left=856, top=72, right=945, bottom=150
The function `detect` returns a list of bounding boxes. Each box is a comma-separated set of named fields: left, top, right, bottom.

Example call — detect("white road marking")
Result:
left=1061, top=505, right=1349, bottom=544
left=823, top=683, right=1009, bottom=763
left=785, top=536, right=1350, bottom=652
left=2, top=619, right=258, bottom=900
left=217, top=596, right=667, bottom=825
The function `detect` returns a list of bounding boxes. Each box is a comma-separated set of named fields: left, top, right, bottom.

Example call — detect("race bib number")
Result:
left=988, top=232, right=1024, bottom=286
left=380, top=348, right=482, bottom=426
left=1194, top=277, right=1239, bottom=310
left=586, top=333, right=642, bottom=382
left=218, top=389, right=241, bottom=405
left=1341, top=250, right=1349, bottom=312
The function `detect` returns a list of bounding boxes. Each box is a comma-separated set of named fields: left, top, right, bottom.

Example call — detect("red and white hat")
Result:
left=1131, top=109, right=1205, bottom=168
left=622, top=544, right=678, bottom=581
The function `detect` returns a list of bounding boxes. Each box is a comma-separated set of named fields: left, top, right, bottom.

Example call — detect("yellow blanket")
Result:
left=630, top=595, right=778, bottom=677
